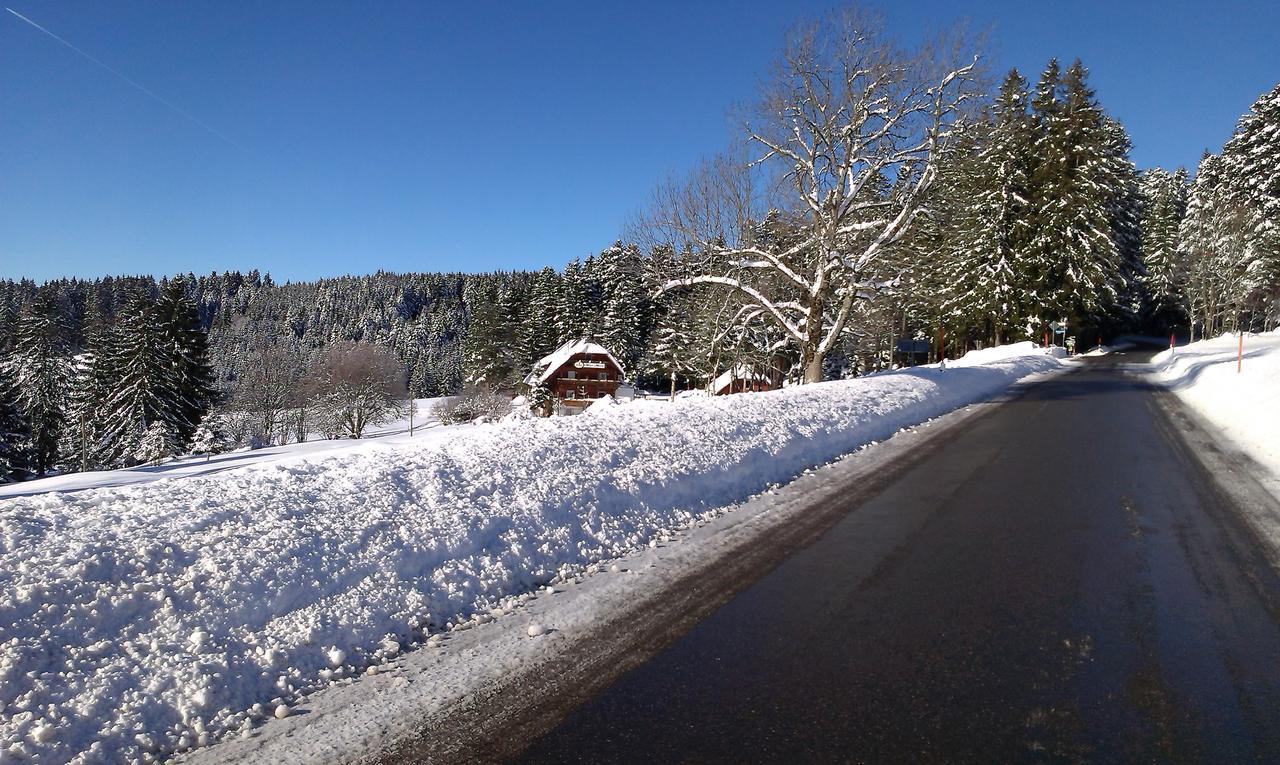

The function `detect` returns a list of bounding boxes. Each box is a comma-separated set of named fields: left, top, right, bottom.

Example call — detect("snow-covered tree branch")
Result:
left=637, top=8, right=981, bottom=382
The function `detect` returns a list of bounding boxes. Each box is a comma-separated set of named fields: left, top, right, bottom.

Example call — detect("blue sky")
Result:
left=2, top=1, right=1277, bottom=283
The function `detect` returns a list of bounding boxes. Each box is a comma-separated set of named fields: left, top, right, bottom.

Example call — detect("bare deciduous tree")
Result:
left=637, top=8, right=981, bottom=382
left=312, top=342, right=407, bottom=438
left=229, top=346, right=298, bottom=447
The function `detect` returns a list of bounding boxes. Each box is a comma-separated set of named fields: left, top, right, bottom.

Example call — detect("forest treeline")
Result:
left=1, top=33, right=1277, bottom=482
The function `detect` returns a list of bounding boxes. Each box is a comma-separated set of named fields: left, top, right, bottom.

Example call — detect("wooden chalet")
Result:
left=711, top=364, right=773, bottom=396
left=525, top=338, right=626, bottom=413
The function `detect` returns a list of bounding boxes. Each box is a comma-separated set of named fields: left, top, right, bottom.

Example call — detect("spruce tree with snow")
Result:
left=155, top=277, right=216, bottom=444
left=6, top=290, right=71, bottom=475
left=135, top=420, right=178, bottom=466
left=518, top=268, right=562, bottom=369
left=1100, top=117, right=1147, bottom=333
left=1179, top=153, right=1258, bottom=337
left=189, top=413, right=231, bottom=461
left=0, top=360, right=32, bottom=482
left=940, top=70, right=1036, bottom=344
left=100, top=295, right=185, bottom=466
left=1026, top=59, right=1123, bottom=332
left=461, top=279, right=520, bottom=391
left=1216, top=82, right=1280, bottom=328
left=1138, top=168, right=1190, bottom=329
left=644, top=295, right=704, bottom=399
left=598, top=242, right=650, bottom=370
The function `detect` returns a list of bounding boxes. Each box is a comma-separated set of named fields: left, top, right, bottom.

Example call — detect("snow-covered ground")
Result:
left=0, top=399, right=456, bottom=501
left=1147, top=330, right=1280, bottom=479
left=0, top=345, right=1065, bottom=764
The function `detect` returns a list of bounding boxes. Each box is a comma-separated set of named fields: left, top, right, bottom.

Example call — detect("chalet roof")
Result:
left=711, top=363, right=769, bottom=393
left=525, top=337, right=625, bottom=386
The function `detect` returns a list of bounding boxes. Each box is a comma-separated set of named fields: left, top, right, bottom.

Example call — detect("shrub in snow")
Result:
left=437, top=387, right=512, bottom=424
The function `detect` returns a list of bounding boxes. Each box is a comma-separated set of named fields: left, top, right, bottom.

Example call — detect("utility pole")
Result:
left=80, top=410, right=88, bottom=473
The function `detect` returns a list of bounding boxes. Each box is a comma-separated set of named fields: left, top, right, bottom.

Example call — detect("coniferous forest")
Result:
left=1, top=47, right=1277, bottom=483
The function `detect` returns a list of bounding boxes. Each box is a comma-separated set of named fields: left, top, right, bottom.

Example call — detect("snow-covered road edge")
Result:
left=1143, top=331, right=1280, bottom=492
left=1, top=344, right=1065, bottom=764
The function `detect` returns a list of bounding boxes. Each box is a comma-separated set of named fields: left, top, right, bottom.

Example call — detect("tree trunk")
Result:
left=804, top=353, right=825, bottom=384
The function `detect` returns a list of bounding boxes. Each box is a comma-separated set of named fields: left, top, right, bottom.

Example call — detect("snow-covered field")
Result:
left=1148, top=330, right=1280, bottom=479
left=0, top=345, right=1064, bottom=764
left=0, top=399, right=456, bottom=501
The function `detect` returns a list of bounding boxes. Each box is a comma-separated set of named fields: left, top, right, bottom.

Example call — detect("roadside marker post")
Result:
left=1239, top=332, right=1244, bottom=374
left=1170, top=331, right=1175, bottom=355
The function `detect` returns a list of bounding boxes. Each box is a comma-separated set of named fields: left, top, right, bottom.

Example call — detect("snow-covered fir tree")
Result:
left=0, top=360, right=32, bottom=482
left=155, top=277, right=216, bottom=444
left=100, top=295, right=186, bottom=466
left=6, top=290, right=71, bottom=475
left=134, top=420, right=179, bottom=465
left=1026, top=59, right=1123, bottom=332
left=1138, top=168, right=1190, bottom=329
left=1216, top=82, right=1280, bottom=328
left=939, top=70, right=1035, bottom=344
left=189, top=413, right=232, bottom=461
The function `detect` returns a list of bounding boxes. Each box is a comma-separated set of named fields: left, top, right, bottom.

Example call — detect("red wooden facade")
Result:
left=545, top=352, right=624, bottom=409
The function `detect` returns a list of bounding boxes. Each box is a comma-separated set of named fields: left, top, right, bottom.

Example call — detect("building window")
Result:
left=566, top=370, right=576, bottom=379
left=598, top=372, right=608, bottom=381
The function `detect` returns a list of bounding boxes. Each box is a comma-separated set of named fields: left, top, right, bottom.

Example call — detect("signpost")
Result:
left=1048, top=318, right=1067, bottom=347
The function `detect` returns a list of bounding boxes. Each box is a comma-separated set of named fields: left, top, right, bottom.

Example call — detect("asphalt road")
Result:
left=515, top=353, right=1280, bottom=763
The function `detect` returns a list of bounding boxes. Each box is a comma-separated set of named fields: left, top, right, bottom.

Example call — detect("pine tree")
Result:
left=644, top=295, right=702, bottom=399
left=155, top=277, right=216, bottom=443
left=518, top=268, right=562, bottom=368
left=598, top=242, right=649, bottom=369
left=189, top=413, right=232, bottom=461
left=1027, top=59, right=1122, bottom=331
left=1138, top=168, right=1190, bottom=329
left=941, top=70, right=1035, bottom=343
left=101, top=295, right=184, bottom=466
left=135, top=420, right=178, bottom=465
left=0, top=361, right=32, bottom=482
left=6, top=291, right=70, bottom=474
left=461, top=277, right=525, bottom=390
left=1217, top=82, right=1280, bottom=328
left=1100, top=117, right=1146, bottom=333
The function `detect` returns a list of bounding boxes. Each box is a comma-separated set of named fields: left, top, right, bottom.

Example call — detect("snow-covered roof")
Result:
left=525, top=338, right=625, bottom=386
left=711, top=363, right=770, bottom=393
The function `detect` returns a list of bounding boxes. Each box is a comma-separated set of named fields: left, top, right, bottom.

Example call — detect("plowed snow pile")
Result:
left=0, top=344, right=1061, bottom=763
left=1149, top=330, right=1280, bottom=476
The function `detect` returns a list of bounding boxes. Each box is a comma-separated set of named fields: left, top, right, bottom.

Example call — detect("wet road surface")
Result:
left=516, top=353, right=1280, bottom=763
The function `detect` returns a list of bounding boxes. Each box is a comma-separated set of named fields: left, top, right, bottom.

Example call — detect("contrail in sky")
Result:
left=5, top=6, right=241, bottom=149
